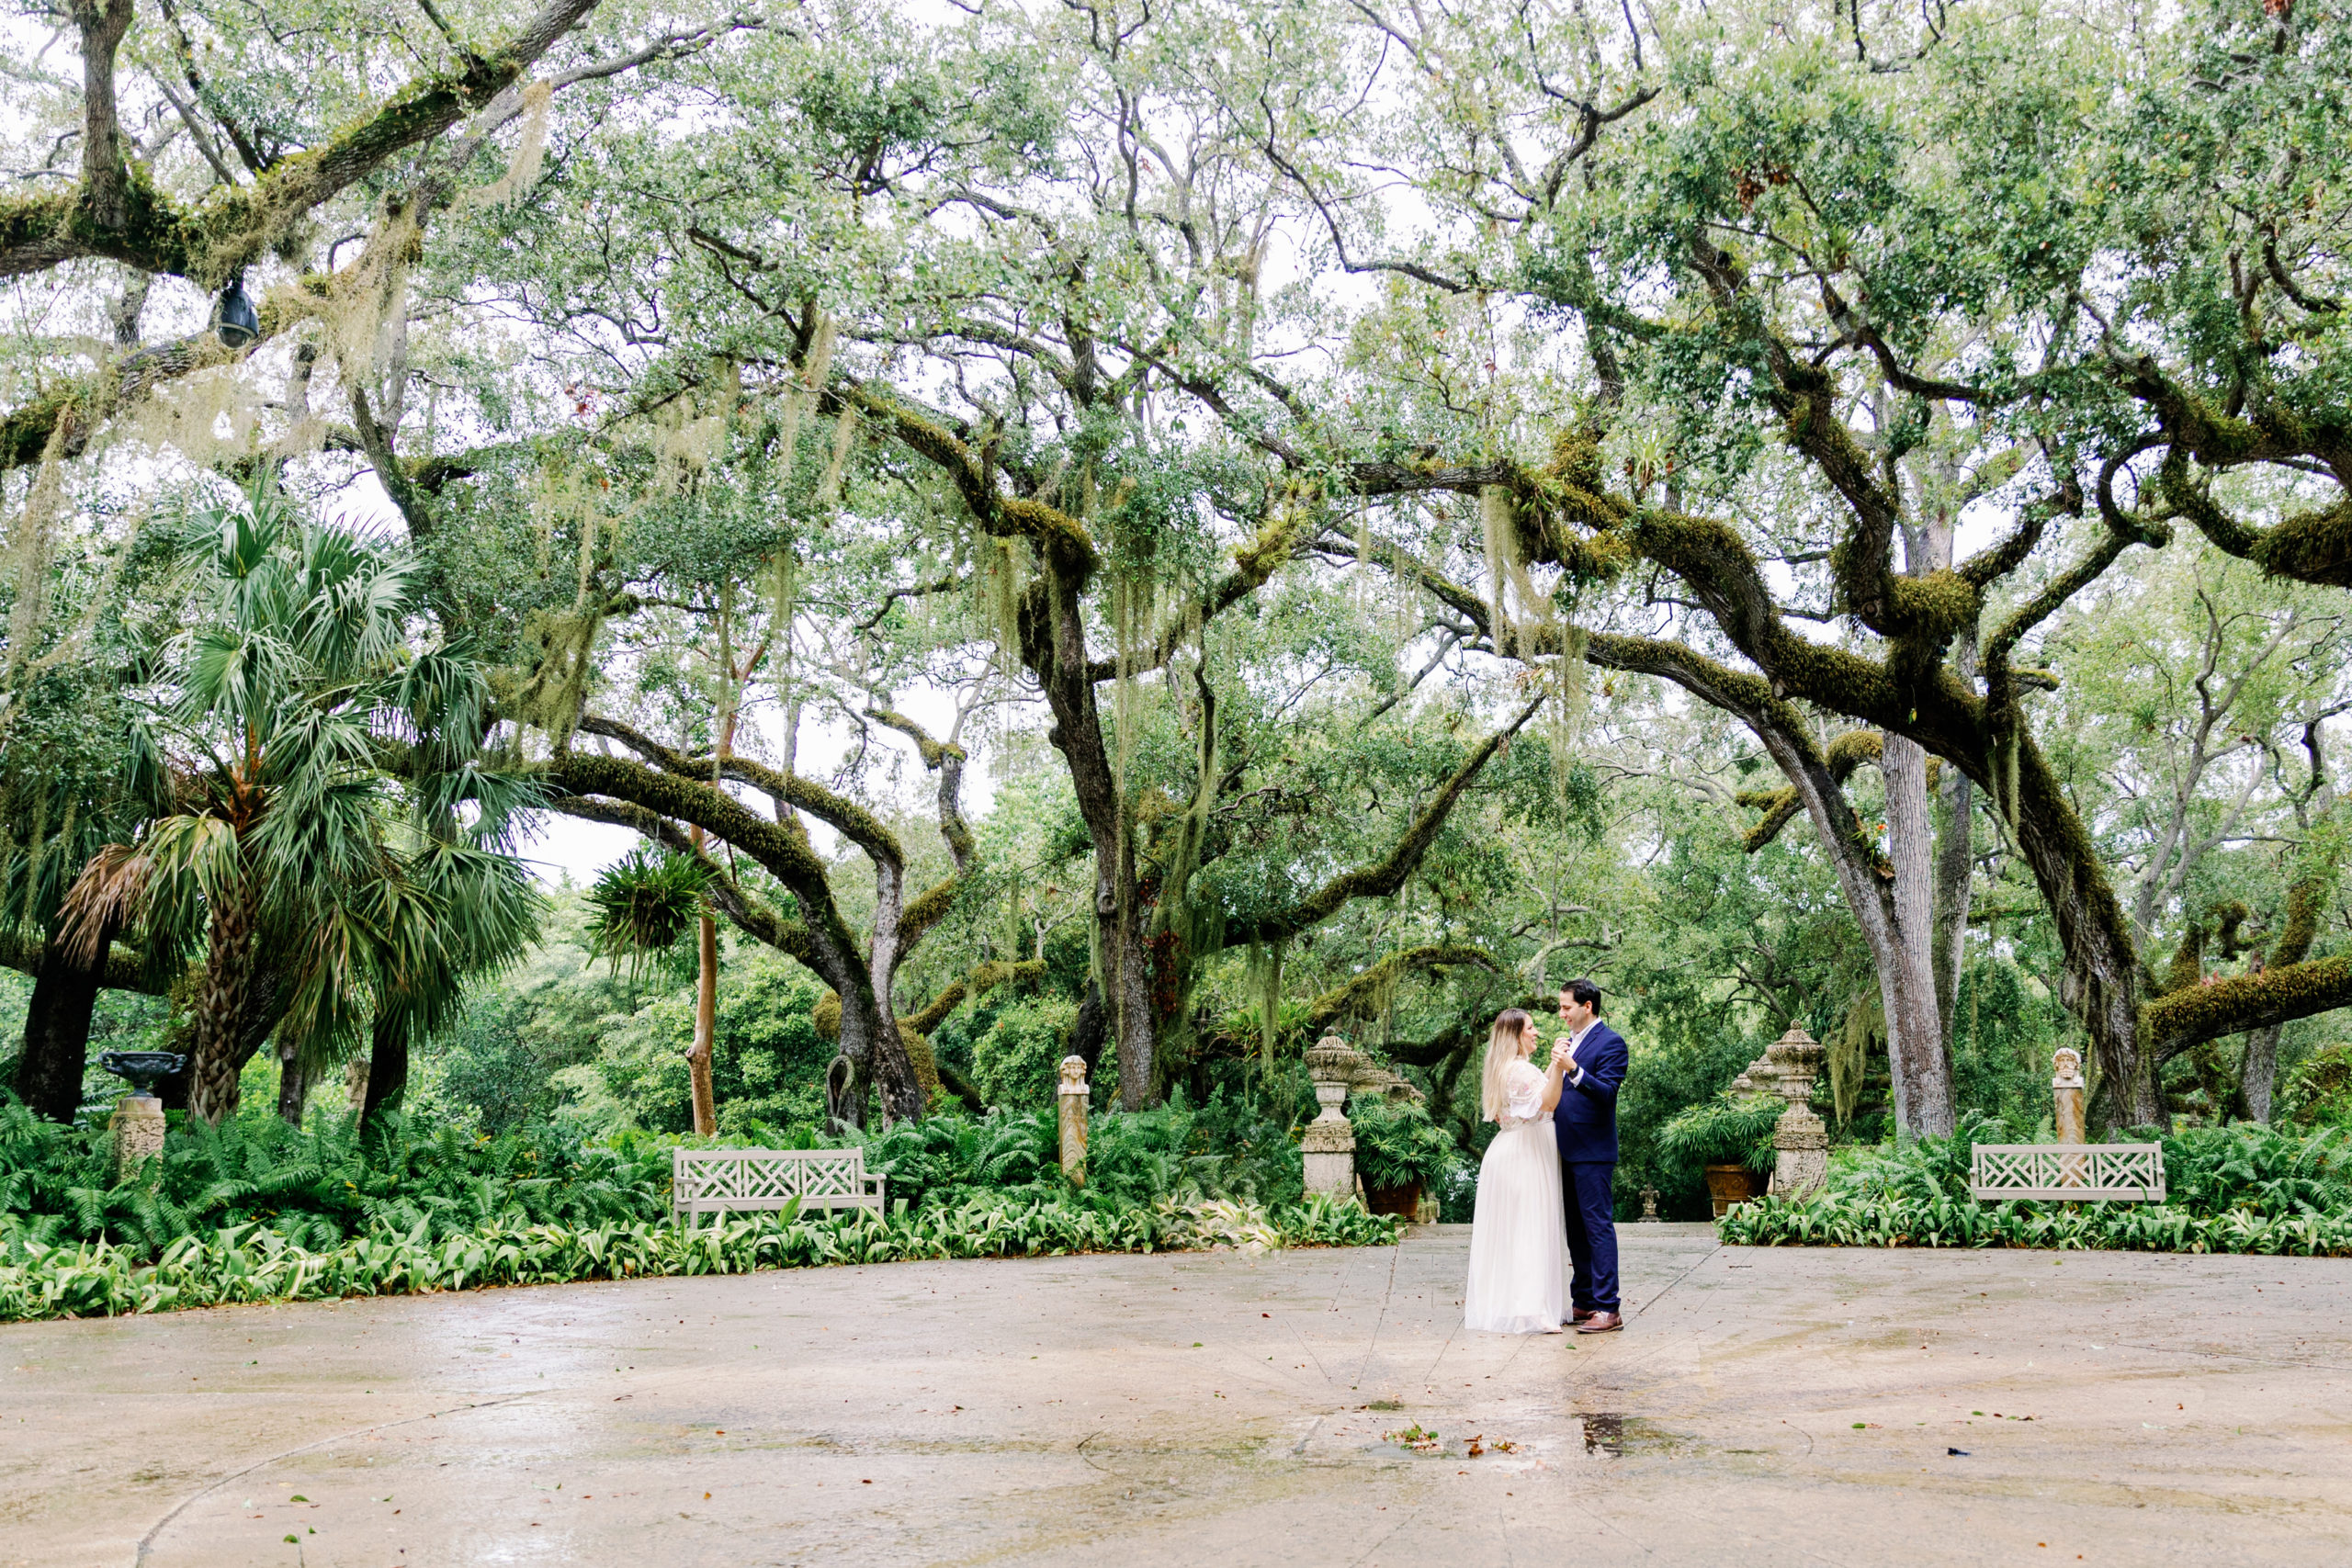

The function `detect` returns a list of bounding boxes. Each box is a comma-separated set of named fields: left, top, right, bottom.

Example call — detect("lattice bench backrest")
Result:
left=672, top=1146, right=887, bottom=1225
left=1967, top=1144, right=2166, bottom=1203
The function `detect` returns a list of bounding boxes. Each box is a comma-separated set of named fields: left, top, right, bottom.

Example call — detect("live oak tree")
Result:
left=1246, top=0, right=2352, bottom=1126
left=440, top=2, right=1549, bottom=1112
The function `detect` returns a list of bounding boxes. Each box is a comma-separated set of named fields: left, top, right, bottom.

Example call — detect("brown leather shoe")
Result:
left=1570, top=1309, right=1600, bottom=1324
left=1575, top=1311, right=1623, bottom=1334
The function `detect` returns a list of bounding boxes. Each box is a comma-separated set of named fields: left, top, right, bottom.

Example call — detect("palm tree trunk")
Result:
left=689, top=910, right=718, bottom=1136
left=188, top=889, right=260, bottom=1123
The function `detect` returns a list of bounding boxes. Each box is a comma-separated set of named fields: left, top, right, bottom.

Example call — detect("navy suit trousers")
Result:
left=1563, top=1161, right=1619, bottom=1314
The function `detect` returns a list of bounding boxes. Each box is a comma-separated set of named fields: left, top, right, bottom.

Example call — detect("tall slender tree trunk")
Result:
left=862, top=854, right=927, bottom=1124
left=1930, top=625, right=1979, bottom=1056
left=189, top=888, right=260, bottom=1124
left=689, top=910, right=719, bottom=1136
left=1023, top=565, right=1156, bottom=1108
left=2237, top=1026, right=2281, bottom=1122
left=359, top=1006, right=408, bottom=1136
left=12, top=925, right=115, bottom=1123
left=1931, top=761, right=1975, bottom=1052
left=1093, top=877, right=1157, bottom=1111
left=1883, top=733, right=1957, bottom=1138
left=275, top=1042, right=309, bottom=1126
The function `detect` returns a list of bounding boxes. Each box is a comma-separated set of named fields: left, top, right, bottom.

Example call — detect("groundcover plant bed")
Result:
left=0, top=1101, right=1395, bottom=1322
left=0, top=1190, right=1397, bottom=1324
left=1716, top=1118, right=2352, bottom=1257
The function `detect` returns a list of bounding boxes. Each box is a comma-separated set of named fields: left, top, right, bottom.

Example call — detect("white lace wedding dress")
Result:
left=1463, top=1059, right=1568, bottom=1334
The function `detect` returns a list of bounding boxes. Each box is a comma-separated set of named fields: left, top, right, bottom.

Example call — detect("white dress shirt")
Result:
left=1564, top=1019, right=1600, bottom=1087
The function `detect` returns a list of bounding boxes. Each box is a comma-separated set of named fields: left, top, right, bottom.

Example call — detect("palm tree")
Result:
left=65, top=485, right=541, bottom=1123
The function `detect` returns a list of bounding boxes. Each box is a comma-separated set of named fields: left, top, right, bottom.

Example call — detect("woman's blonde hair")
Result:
left=1480, top=1008, right=1534, bottom=1122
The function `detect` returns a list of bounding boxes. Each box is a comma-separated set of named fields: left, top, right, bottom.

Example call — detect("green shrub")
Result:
left=1349, top=1096, right=1464, bottom=1191
left=2280, top=1044, right=2352, bottom=1129
left=0, top=1100, right=665, bottom=1258
left=852, top=1098, right=1306, bottom=1212
left=967, top=996, right=1079, bottom=1110
left=1656, top=1093, right=1782, bottom=1174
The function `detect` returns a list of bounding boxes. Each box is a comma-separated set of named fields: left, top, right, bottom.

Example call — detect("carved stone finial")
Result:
left=2052, top=1046, right=2085, bottom=1090
left=1058, top=1055, right=1089, bottom=1094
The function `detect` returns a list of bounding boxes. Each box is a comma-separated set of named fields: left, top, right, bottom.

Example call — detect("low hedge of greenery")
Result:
left=0, top=1094, right=1400, bottom=1323
left=1719, top=1114, right=2352, bottom=1256
left=0, top=1191, right=1397, bottom=1324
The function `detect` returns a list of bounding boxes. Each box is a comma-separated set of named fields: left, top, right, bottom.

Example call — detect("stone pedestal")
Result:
left=107, top=1094, right=166, bottom=1180
left=1057, top=1055, right=1090, bottom=1187
left=2052, top=1046, right=2086, bottom=1146
left=1302, top=1035, right=1362, bottom=1201
left=1765, top=1027, right=1828, bottom=1200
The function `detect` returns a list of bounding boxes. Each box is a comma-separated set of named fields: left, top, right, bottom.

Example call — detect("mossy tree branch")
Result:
left=1225, top=698, right=1544, bottom=946
left=1303, top=945, right=1500, bottom=1037
left=0, top=0, right=604, bottom=285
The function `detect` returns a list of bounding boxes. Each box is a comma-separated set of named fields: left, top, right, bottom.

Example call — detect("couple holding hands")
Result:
left=1464, top=979, right=1628, bottom=1336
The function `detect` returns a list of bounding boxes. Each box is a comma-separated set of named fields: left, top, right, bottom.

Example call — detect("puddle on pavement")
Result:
left=1577, top=1412, right=1680, bottom=1457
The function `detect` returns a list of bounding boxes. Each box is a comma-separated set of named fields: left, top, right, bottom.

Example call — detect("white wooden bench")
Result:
left=1969, top=1144, right=2166, bottom=1202
left=671, top=1146, right=887, bottom=1228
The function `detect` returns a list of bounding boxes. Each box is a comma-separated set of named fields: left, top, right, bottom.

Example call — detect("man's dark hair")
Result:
left=1562, top=977, right=1602, bottom=1015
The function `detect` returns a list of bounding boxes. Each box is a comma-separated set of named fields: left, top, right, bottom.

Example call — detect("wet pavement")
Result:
left=5, top=1223, right=2348, bottom=1565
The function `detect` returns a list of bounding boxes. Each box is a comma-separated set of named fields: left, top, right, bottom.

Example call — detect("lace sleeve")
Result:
left=1503, top=1060, right=1545, bottom=1121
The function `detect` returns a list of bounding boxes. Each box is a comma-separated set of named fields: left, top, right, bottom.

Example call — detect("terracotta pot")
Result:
left=1704, top=1164, right=1763, bottom=1217
left=1363, top=1179, right=1422, bottom=1219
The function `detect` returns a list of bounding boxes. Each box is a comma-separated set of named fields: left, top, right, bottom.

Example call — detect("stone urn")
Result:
left=1301, top=1035, right=1363, bottom=1199
left=1765, top=1026, right=1829, bottom=1199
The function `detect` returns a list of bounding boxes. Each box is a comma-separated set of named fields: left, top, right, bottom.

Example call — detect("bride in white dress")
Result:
left=1464, top=1008, right=1571, bottom=1334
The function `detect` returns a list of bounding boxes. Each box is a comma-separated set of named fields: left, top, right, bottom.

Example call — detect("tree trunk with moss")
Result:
left=1932, top=759, right=1974, bottom=1054
left=1022, top=564, right=1158, bottom=1109
left=1883, top=732, right=1956, bottom=1137
left=689, top=909, right=719, bottom=1136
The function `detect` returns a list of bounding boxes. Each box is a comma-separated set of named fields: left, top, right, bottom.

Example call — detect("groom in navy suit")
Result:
left=1553, top=978, right=1626, bottom=1333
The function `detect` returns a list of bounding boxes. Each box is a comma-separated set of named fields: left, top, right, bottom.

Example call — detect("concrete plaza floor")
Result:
left=4, top=1223, right=2348, bottom=1566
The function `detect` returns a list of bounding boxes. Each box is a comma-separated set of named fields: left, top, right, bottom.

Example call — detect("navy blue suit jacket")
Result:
left=1553, top=1021, right=1627, bottom=1165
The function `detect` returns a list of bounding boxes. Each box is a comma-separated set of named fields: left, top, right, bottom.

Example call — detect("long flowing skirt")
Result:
left=1464, top=1118, right=1568, bottom=1334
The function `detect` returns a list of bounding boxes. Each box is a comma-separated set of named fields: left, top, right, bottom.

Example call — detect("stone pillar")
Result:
left=2052, top=1047, right=2086, bottom=1145
left=107, top=1094, right=167, bottom=1181
left=1765, top=1026, right=1828, bottom=1200
left=1301, top=1035, right=1362, bottom=1201
left=1057, top=1055, right=1090, bottom=1187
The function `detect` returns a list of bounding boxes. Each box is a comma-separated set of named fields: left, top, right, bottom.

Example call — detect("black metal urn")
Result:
left=99, top=1051, right=187, bottom=1099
